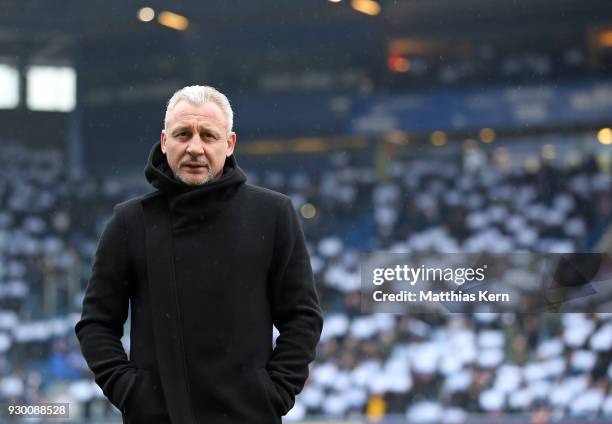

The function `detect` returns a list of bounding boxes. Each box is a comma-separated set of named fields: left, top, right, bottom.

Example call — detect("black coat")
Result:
left=75, top=143, right=323, bottom=424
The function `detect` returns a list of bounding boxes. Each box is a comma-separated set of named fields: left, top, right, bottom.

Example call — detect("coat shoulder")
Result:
left=240, top=184, right=291, bottom=208
left=113, top=191, right=161, bottom=217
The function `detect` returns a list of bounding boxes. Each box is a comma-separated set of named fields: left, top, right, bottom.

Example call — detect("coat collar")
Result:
left=144, top=141, right=246, bottom=210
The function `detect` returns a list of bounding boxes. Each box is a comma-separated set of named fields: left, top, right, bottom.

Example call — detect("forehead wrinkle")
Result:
left=170, top=120, right=222, bottom=137
left=165, top=100, right=229, bottom=136
left=169, top=101, right=226, bottom=124
left=168, top=113, right=226, bottom=134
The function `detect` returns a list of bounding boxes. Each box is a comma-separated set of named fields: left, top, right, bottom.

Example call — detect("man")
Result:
left=75, top=85, right=323, bottom=423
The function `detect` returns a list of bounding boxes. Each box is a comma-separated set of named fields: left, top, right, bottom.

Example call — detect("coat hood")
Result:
left=144, top=141, right=246, bottom=214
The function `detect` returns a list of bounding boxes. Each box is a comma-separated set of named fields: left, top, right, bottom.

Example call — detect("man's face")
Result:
left=161, top=100, right=236, bottom=186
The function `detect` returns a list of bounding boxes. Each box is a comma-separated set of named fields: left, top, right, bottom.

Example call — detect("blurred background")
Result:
left=1, top=0, right=612, bottom=422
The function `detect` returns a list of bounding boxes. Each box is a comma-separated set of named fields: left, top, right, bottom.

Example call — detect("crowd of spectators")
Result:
left=0, top=139, right=610, bottom=422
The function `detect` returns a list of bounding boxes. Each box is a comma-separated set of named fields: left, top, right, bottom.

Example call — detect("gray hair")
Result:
left=164, top=85, right=234, bottom=137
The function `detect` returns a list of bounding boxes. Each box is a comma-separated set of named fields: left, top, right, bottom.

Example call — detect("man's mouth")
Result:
left=183, top=163, right=207, bottom=169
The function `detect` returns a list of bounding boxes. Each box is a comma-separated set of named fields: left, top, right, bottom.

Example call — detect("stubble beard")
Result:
left=175, top=166, right=215, bottom=186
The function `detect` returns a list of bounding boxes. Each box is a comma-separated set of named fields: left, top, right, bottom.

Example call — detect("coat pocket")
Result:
left=123, top=368, right=171, bottom=424
left=255, top=368, right=286, bottom=417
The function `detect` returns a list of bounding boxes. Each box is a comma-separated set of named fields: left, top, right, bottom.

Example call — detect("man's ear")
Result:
left=160, top=129, right=167, bottom=154
left=226, top=132, right=237, bottom=157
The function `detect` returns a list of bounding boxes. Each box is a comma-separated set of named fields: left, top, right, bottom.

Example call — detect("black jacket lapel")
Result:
left=142, top=194, right=196, bottom=424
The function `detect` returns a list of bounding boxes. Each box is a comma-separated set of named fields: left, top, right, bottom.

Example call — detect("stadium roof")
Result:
left=2, top=0, right=611, bottom=60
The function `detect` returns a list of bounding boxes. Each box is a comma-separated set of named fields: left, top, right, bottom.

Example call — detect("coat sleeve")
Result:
left=74, top=204, right=137, bottom=412
left=266, top=197, right=323, bottom=415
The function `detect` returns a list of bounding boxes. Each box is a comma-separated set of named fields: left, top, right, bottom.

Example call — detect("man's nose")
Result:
left=186, top=136, right=205, bottom=156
